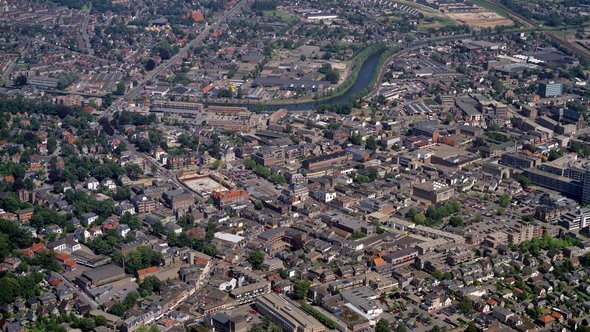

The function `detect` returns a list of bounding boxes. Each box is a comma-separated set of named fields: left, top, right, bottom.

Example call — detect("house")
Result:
left=86, top=177, right=100, bottom=191
left=46, top=236, right=81, bottom=253
left=16, top=208, right=34, bottom=223
left=102, top=179, right=117, bottom=190
left=86, top=226, right=103, bottom=239
left=492, top=306, right=516, bottom=323
left=81, top=212, right=99, bottom=225
left=116, top=202, right=136, bottom=216
left=117, top=224, right=131, bottom=238
left=536, top=315, right=555, bottom=328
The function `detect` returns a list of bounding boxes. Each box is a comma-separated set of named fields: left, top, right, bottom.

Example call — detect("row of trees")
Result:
left=513, top=233, right=580, bottom=256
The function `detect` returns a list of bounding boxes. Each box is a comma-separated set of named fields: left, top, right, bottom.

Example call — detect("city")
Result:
left=2, top=0, right=590, bottom=332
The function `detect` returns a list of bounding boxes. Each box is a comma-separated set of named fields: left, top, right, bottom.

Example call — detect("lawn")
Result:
left=470, top=0, right=510, bottom=18
left=263, top=10, right=299, bottom=22
left=418, top=17, right=457, bottom=30
left=424, top=98, right=437, bottom=106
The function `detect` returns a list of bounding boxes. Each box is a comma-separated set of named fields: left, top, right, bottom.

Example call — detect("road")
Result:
left=101, top=0, right=247, bottom=197
left=81, top=13, right=94, bottom=56
left=1, top=58, right=17, bottom=86
left=107, top=0, right=247, bottom=113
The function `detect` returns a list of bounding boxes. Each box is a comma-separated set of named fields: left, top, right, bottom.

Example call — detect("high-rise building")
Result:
left=582, top=170, right=590, bottom=205
left=538, top=81, right=563, bottom=98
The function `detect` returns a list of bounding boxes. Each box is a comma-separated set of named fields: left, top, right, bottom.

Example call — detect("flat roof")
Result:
left=214, top=232, right=245, bottom=243
left=256, top=293, right=324, bottom=330
left=82, top=264, right=126, bottom=282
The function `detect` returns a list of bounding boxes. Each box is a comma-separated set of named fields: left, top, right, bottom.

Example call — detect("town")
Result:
left=3, top=0, right=590, bottom=332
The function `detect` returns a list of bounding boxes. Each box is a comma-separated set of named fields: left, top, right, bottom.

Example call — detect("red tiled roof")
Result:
left=137, top=266, right=158, bottom=276
left=64, top=259, right=77, bottom=267
left=190, top=11, right=204, bottom=22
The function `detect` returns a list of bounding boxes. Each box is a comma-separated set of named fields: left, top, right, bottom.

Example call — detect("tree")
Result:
left=139, top=275, right=162, bottom=297
left=376, top=318, right=391, bottom=332
left=499, top=194, right=511, bottom=207
left=248, top=250, right=265, bottom=270
left=13, top=75, right=27, bottom=86
left=449, top=215, right=462, bottom=227
left=94, top=316, right=108, bottom=327
left=458, top=297, right=474, bottom=314
left=366, top=136, right=378, bottom=151
left=293, top=279, right=310, bottom=300
left=115, top=82, right=126, bottom=95
left=413, top=212, right=426, bottom=224
left=77, top=317, right=96, bottom=331
left=109, top=302, right=127, bottom=316
left=519, top=175, right=531, bottom=190
left=47, top=136, right=58, bottom=154
left=465, top=321, right=478, bottom=332
left=145, top=59, right=156, bottom=71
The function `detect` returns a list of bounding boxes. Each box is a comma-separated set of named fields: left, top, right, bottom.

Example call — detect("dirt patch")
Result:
left=446, top=11, right=513, bottom=29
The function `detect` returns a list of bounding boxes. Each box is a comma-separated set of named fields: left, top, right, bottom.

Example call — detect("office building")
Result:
left=538, top=81, right=563, bottom=98
left=412, top=181, right=455, bottom=204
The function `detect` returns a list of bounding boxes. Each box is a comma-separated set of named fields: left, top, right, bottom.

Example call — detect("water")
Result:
left=206, top=52, right=384, bottom=112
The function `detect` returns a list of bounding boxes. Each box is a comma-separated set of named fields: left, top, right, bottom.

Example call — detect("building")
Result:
left=210, top=312, right=248, bottom=332
left=524, top=169, right=583, bottom=201
left=75, top=264, right=126, bottom=289
left=412, top=181, right=454, bottom=204
left=500, top=153, right=539, bottom=170
left=255, top=293, right=325, bottom=332
left=211, top=189, right=249, bottom=207
left=507, top=224, right=542, bottom=244
left=383, top=248, right=419, bottom=267
left=230, top=281, right=271, bottom=304
left=28, top=76, right=59, bottom=89
left=150, top=100, right=204, bottom=117
left=162, top=190, right=194, bottom=211
left=302, top=151, right=351, bottom=171
left=131, top=195, right=156, bottom=214
left=538, top=81, right=563, bottom=98
left=320, top=211, right=375, bottom=236
left=446, top=249, right=475, bottom=266
left=559, top=209, right=590, bottom=231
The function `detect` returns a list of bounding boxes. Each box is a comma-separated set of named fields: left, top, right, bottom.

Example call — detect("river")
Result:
left=205, top=51, right=384, bottom=112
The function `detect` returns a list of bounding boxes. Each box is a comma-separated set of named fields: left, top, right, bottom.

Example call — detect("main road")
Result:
left=107, top=0, right=248, bottom=114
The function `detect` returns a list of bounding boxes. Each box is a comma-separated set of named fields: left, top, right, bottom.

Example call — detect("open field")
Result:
left=470, top=0, right=510, bottom=18
left=446, top=10, right=513, bottom=29
left=263, top=10, right=298, bottom=22
left=418, top=17, right=457, bottom=30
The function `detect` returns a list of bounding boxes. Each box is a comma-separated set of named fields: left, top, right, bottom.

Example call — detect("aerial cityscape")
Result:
left=3, top=0, right=590, bottom=331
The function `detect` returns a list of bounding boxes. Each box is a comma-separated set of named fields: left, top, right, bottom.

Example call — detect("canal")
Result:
left=205, top=51, right=384, bottom=112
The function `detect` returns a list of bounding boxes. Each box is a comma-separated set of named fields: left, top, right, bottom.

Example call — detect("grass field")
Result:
left=263, top=10, right=299, bottom=22
left=418, top=17, right=457, bottom=30
left=470, top=0, right=510, bottom=18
